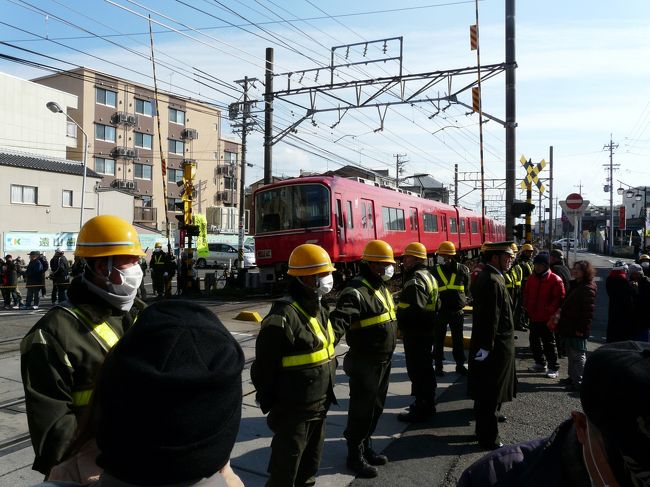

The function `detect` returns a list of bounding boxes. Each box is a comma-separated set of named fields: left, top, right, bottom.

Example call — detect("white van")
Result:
left=196, top=243, right=256, bottom=269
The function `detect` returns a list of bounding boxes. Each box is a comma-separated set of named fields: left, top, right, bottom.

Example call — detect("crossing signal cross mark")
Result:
left=519, top=156, right=546, bottom=193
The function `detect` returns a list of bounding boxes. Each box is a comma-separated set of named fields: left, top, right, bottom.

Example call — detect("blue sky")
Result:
left=1, top=0, right=649, bottom=220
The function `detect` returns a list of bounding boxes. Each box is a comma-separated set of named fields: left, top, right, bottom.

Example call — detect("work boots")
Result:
left=346, top=442, right=378, bottom=478
left=363, top=438, right=388, bottom=465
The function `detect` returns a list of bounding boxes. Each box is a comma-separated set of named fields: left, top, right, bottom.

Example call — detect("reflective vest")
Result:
left=281, top=301, right=336, bottom=369
left=511, top=265, right=523, bottom=288
left=436, top=266, right=465, bottom=293
left=397, top=269, right=437, bottom=311
left=356, top=278, right=396, bottom=328
left=66, top=307, right=120, bottom=407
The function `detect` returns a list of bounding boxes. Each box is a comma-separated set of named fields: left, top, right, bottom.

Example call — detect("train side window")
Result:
left=471, top=220, right=479, bottom=234
left=368, top=205, right=374, bottom=228
left=361, top=201, right=367, bottom=228
left=382, top=206, right=405, bottom=231
left=336, top=199, right=343, bottom=228
left=460, top=218, right=466, bottom=233
left=449, top=217, right=458, bottom=233
left=347, top=200, right=354, bottom=229
left=423, top=212, right=438, bottom=232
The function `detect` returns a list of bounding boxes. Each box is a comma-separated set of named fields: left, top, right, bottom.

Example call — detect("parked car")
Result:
left=196, top=243, right=256, bottom=269
left=552, top=237, right=576, bottom=250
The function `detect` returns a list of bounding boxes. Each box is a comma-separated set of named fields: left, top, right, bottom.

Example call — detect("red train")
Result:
left=253, top=175, right=505, bottom=283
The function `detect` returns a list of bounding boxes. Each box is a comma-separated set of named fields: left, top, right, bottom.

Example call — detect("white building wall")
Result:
left=0, top=72, right=78, bottom=158
left=0, top=165, right=133, bottom=257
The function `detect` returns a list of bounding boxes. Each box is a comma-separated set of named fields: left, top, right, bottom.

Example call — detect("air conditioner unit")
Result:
left=126, top=148, right=138, bottom=159
left=125, top=181, right=136, bottom=190
left=181, top=128, right=198, bottom=140
left=126, top=114, right=137, bottom=125
left=112, top=112, right=128, bottom=125
left=112, top=179, right=128, bottom=189
left=113, top=146, right=128, bottom=157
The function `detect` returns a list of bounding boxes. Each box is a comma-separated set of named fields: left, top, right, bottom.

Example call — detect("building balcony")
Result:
left=134, top=206, right=157, bottom=224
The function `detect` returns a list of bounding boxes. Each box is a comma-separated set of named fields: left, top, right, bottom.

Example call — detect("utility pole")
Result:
left=603, top=135, right=619, bottom=255
left=264, top=47, right=273, bottom=185
left=548, top=146, right=554, bottom=250
left=454, top=163, right=459, bottom=206
left=394, top=153, right=407, bottom=188
left=232, top=76, right=258, bottom=273
left=505, top=0, right=516, bottom=239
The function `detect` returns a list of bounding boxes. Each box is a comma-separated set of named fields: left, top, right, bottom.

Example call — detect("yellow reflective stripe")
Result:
left=70, top=308, right=120, bottom=351
left=397, top=302, right=410, bottom=309
left=72, top=389, right=93, bottom=407
left=436, top=267, right=465, bottom=292
left=281, top=302, right=335, bottom=368
left=505, top=273, right=514, bottom=289
left=357, top=279, right=396, bottom=327
left=417, top=271, right=437, bottom=311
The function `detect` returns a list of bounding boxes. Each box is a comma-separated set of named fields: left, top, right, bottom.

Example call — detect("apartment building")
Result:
left=33, top=68, right=242, bottom=234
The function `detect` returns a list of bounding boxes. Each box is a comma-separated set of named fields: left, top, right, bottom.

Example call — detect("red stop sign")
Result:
left=566, top=193, right=583, bottom=209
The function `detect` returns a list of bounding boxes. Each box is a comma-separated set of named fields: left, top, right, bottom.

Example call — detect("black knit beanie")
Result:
left=96, top=300, right=244, bottom=485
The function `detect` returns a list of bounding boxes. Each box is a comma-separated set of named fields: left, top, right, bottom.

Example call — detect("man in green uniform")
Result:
left=149, top=242, right=171, bottom=299
left=515, top=243, right=534, bottom=331
left=333, top=240, right=397, bottom=479
left=396, top=242, right=439, bottom=422
left=251, top=244, right=343, bottom=487
left=504, top=243, right=523, bottom=328
left=468, top=241, right=517, bottom=451
left=20, top=215, right=146, bottom=476
left=433, top=241, right=470, bottom=376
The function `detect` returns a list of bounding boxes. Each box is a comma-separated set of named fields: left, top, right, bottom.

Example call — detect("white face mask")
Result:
left=316, top=274, right=334, bottom=297
left=641, top=262, right=649, bottom=268
left=381, top=264, right=394, bottom=281
left=107, top=264, right=143, bottom=297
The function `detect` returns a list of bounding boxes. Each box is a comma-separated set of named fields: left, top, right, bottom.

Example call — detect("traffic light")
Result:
left=512, top=200, right=535, bottom=218
left=185, top=225, right=200, bottom=237
left=513, top=223, right=524, bottom=240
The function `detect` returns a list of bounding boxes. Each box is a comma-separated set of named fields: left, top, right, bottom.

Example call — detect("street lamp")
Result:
left=47, top=101, right=88, bottom=230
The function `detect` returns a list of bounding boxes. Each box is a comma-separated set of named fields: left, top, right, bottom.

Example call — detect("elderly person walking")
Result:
left=554, top=260, right=597, bottom=391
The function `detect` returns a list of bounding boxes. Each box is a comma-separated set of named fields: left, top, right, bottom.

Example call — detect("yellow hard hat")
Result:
left=521, top=243, right=534, bottom=252
left=75, top=215, right=144, bottom=258
left=639, top=254, right=650, bottom=262
left=510, top=242, right=518, bottom=252
left=154, top=242, right=162, bottom=249
left=437, top=241, right=456, bottom=256
left=404, top=242, right=427, bottom=260
left=480, top=241, right=492, bottom=253
left=287, top=244, right=335, bottom=276
left=362, top=240, right=395, bottom=264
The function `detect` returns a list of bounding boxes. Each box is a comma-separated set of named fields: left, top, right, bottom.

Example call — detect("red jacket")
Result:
left=522, top=270, right=565, bottom=322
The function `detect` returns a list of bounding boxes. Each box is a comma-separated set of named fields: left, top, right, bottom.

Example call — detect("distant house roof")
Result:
left=0, top=150, right=101, bottom=179
left=404, top=174, right=444, bottom=189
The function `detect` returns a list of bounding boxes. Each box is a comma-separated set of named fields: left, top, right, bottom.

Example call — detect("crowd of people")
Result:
left=15, top=217, right=650, bottom=486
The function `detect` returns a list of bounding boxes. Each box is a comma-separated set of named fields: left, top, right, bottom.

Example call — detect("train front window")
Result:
left=255, top=184, right=330, bottom=233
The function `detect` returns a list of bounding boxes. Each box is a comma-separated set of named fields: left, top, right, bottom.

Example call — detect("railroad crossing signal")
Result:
left=519, top=155, right=546, bottom=193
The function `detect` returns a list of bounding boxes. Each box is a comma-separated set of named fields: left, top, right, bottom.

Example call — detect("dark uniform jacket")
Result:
left=468, top=264, right=516, bottom=403
left=396, top=263, right=438, bottom=336
left=149, top=251, right=172, bottom=277
left=251, top=288, right=345, bottom=418
left=551, top=263, right=571, bottom=296
left=332, top=267, right=397, bottom=358
left=434, top=261, right=470, bottom=312
left=518, top=257, right=533, bottom=290
left=605, top=270, right=634, bottom=342
left=504, top=263, right=522, bottom=309
left=50, top=255, right=70, bottom=284
left=457, top=419, right=590, bottom=487
left=20, top=277, right=143, bottom=474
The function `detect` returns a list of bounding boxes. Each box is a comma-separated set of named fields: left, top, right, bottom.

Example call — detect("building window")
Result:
left=223, top=176, right=235, bottom=191
left=134, top=163, right=152, bottom=180
left=167, top=168, right=183, bottom=183
left=96, top=87, right=117, bottom=107
left=168, top=139, right=185, bottom=155
left=95, top=157, right=115, bottom=175
left=62, top=190, right=73, bottom=207
left=11, top=184, right=37, bottom=204
left=169, top=108, right=185, bottom=125
left=224, top=151, right=238, bottom=164
left=382, top=206, right=405, bottom=231
left=134, top=132, right=153, bottom=149
left=135, top=98, right=152, bottom=116
left=167, top=197, right=183, bottom=212
left=95, top=124, right=116, bottom=142
left=141, top=195, right=153, bottom=207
